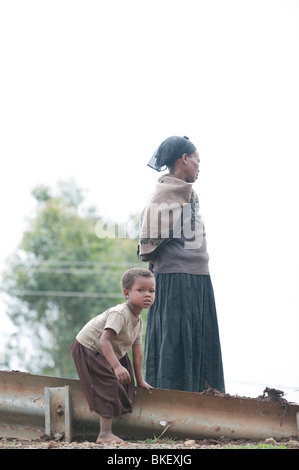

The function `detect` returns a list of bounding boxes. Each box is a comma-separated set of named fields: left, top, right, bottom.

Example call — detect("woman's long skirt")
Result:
left=71, top=339, right=135, bottom=418
left=144, top=273, right=225, bottom=393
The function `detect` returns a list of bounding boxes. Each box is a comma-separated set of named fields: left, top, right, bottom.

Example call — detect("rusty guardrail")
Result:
left=0, top=370, right=299, bottom=442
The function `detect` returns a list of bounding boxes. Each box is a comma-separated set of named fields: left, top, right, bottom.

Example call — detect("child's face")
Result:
left=124, top=276, right=155, bottom=313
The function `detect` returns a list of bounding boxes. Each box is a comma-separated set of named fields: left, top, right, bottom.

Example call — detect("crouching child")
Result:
left=71, top=267, right=155, bottom=443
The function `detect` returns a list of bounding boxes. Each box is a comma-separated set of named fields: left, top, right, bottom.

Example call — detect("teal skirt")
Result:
left=144, top=273, right=225, bottom=393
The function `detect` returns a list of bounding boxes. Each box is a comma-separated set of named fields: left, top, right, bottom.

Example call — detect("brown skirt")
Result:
left=71, top=339, right=135, bottom=418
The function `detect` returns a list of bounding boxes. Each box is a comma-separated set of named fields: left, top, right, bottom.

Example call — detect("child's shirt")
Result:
left=76, top=302, right=143, bottom=360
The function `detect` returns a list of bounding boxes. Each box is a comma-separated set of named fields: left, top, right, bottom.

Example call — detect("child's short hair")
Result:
left=121, top=267, right=155, bottom=290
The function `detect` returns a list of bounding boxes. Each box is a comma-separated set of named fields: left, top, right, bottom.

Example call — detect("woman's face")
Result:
left=184, top=151, right=200, bottom=183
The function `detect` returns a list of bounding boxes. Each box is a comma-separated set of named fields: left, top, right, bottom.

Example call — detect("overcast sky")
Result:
left=1, top=0, right=299, bottom=401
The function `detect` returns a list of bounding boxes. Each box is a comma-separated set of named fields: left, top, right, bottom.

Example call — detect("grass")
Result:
left=143, top=436, right=177, bottom=445
left=223, top=443, right=287, bottom=449
left=0, top=438, right=17, bottom=447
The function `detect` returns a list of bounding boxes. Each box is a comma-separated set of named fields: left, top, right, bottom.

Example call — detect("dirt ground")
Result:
left=1, top=436, right=299, bottom=450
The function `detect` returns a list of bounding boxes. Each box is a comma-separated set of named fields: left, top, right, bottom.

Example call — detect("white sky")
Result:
left=1, top=0, right=299, bottom=400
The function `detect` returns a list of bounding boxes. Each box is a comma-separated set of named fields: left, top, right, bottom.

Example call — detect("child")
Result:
left=71, top=267, right=155, bottom=444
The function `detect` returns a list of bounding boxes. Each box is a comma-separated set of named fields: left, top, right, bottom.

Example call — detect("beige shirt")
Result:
left=76, top=302, right=143, bottom=360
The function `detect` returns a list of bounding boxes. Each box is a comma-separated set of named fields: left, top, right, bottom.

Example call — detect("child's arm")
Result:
left=100, top=328, right=131, bottom=384
left=132, top=343, right=152, bottom=393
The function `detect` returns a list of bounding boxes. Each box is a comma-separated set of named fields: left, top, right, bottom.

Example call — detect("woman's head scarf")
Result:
left=147, top=136, right=197, bottom=172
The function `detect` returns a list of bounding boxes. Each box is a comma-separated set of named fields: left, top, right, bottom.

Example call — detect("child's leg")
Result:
left=96, top=416, right=123, bottom=444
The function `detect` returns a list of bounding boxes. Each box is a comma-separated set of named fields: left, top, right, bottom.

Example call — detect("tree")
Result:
left=2, top=180, right=143, bottom=377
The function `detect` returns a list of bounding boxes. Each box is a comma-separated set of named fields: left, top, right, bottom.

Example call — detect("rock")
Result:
left=184, top=439, right=196, bottom=446
left=286, top=440, right=299, bottom=448
left=264, top=438, right=277, bottom=446
left=48, top=440, right=60, bottom=448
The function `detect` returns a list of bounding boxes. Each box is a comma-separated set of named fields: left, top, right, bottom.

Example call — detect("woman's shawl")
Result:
left=138, top=174, right=199, bottom=262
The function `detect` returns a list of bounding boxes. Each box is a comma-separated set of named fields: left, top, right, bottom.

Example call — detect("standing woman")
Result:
left=138, top=136, right=225, bottom=393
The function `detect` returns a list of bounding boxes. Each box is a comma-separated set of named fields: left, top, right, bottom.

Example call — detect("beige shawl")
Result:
left=138, top=174, right=198, bottom=261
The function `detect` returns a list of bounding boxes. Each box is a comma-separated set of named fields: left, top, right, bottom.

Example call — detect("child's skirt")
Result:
left=71, top=339, right=135, bottom=418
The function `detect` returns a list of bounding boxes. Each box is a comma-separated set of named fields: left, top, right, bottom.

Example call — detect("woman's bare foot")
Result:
left=96, top=432, right=124, bottom=444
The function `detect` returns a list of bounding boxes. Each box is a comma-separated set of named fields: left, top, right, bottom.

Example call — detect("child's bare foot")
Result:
left=96, top=432, right=124, bottom=444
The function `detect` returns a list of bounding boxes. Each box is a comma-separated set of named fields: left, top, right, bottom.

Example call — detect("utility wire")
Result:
left=36, top=261, right=138, bottom=266
left=28, top=269, right=125, bottom=274
left=17, top=290, right=123, bottom=298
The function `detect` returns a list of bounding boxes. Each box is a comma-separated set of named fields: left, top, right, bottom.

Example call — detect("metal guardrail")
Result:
left=0, top=370, right=299, bottom=442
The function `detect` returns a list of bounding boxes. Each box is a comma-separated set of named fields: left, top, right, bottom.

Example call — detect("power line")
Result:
left=36, top=261, right=139, bottom=266
left=23, top=261, right=143, bottom=274
left=11, top=261, right=144, bottom=298
left=17, top=290, right=123, bottom=298
left=28, top=269, right=125, bottom=275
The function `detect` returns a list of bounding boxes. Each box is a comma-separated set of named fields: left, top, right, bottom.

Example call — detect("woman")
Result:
left=138, top=135, right=225, bottom=393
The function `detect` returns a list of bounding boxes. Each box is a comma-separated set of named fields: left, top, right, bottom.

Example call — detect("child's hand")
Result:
left=113, top=364, right=131, bottom=384
left=137, top=379, right=153, bottom=394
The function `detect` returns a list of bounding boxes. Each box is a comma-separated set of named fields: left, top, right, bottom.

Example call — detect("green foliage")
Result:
left=2, top=180, right=144, bottom=377
left=143, top=436, right=176, bottom=445
left=223, top=443, right=287, bottom=449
